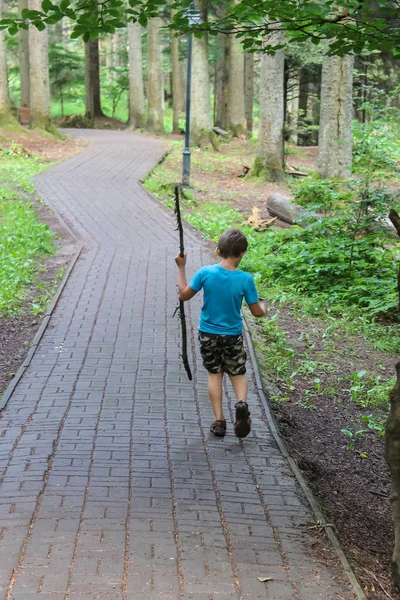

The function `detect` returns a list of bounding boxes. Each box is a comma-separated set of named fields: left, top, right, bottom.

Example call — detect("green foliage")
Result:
left=0, top=148, right=55, bottom=314
left=1, top=0, right=400, bottom=56
left=340, top=428, right=369, bottom=453
left=185, top=203, right=241, bottom=240
left=49, top=44, right=84, bottom=117
left=345, top=370, right=395, bottom=409
left=242, top=177, right=400, bottom=317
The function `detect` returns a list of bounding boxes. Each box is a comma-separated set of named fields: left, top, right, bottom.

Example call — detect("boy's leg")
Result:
left=208, top=372, right=224, bottom=421
left=228, top=374, right=248, bottom=402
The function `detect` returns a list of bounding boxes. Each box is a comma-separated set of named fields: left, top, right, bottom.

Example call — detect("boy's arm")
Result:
left=175, top=253, right=198, bottom=302
left=248, top=301, right=267, bottom=317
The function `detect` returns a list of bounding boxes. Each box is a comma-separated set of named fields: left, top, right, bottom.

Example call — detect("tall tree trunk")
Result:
left=257, top=29, right=285, bottom=180
left=317, top=43, right=354, bottom=178
left=0, top=0, right=9, bottom=118
left=85, top=39, right=103, bottom=120
left=214, top=1, right=228, bottom=129
left=28, top=0, right=51, bottom=128
left=171, top=7, right=183, bottom=133
left=244, top=53, right=254, bottom=136
left=227, top=33, right=247, bottom=136
left=18, top=0, right=30, bottom=108
left=103, top=37, right=113, bottom=84
left=191, top=1, right=212, bottom=146
left=385, top=361, right=400, bottom=590
left=128, top=22, right=145, bottom=129
left=146, top=17, right=164, bottom=134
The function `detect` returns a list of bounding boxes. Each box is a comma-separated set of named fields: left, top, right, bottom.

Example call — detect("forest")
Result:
left=0, top=1, right=400, bottom=599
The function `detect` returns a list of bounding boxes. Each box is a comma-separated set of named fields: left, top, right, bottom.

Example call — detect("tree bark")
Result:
left=171, top=6, right=183, bottom=133
left=244, top=53, right=254, bottom=135
left=227, top=32, right=246, bottom=136
left=18, top=0, right=30, bottom=108
left=0, top=0, right=9, bottom=117
left=385, top=361, right=400, bottom=589
left=28, top=0, right=51, bottom=128
left=257, top=29, right=285, bottom=180
left=146, top=17, right=164, bottom=134
left=190, top=0, right=212, bottom=146
left=286, top=73, right=299, bottom=145
left=214, top=27, right=228, bottom=129
left=389, top=209, right=400, bottom=310
left=85, top=39, right=103, bottom=120
left=317, top=42, right=354, bottom=178
left=128, top=22, right=146, bottom=129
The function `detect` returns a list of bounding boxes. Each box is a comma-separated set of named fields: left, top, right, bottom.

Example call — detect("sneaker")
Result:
left=234, top=401, right=251, bottom=438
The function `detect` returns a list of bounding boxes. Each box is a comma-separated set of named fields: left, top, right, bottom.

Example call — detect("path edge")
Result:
left=0, top=246, right=83, bottom=411
left=242, top=316, right=367, bottom=600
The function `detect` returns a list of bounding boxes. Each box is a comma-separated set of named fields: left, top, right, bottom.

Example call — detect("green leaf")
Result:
left=41, top=0, right=54, bottom=12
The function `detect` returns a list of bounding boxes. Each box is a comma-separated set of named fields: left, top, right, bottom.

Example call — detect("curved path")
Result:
left=0, top=131, right=353, bottom=599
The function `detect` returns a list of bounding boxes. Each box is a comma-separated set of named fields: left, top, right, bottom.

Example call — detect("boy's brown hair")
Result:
left=217, top=229, right=248, bottom=258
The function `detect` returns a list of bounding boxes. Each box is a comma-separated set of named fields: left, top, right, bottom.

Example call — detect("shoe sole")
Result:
left=234, top=403, right=251, bottom=438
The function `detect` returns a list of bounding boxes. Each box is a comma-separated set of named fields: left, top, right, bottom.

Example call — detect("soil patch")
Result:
left=248, top=305, right=398, bottom=600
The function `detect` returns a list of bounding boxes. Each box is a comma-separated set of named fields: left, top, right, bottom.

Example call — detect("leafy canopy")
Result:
left=1, top=0, right=400, bottom=55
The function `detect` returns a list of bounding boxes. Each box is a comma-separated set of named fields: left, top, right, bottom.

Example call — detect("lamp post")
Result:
left=182, top=2, right=198, bottom=187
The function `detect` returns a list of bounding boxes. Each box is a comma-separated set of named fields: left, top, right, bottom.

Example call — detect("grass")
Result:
left=0, top=145, right=55, bottom=315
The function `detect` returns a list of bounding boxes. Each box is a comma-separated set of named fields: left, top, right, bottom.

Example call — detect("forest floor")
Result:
left=145, top=133, right=400, bottom=600
left=0, top=126, right=84, bottom=399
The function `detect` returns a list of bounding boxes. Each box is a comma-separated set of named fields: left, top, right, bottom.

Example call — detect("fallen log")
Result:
left=213, top=126, right=230, bottom=138
left=385, top=361, right=400, bottom=589
left=266, top=193, right=307, bottom=225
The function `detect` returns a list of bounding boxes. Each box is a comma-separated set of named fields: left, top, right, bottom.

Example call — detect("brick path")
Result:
left=0, top=131, right=354, bottom=599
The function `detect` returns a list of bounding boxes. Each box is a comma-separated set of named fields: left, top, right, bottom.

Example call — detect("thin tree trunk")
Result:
left=317, top=42, right=354, bottom=178
left=214, top=0, right=228, bottom=129
left=28, top=0, right=51, bottom=128
left=227, top=32, right=247, bottom=136
left=171, top=6, right=183, bottom=133
left=128, top=22, right=146, bottom=128
left=85, top=39, right=103, bottom=120
left=0, top=0, right=9, bottom=117
left=18, top=0, right=30, bottom=108
left=257, top=29, right=285, bottom=180
left=103, top=37, right=113, bottom=84
left=385, top=361, right=400, bottom=590
left=146, top=17, right=164, bottom=134
left=287, top=73, right=299, bottom=144
left=191, top=1, right=212, bottom=146
left=244, top=53, right=254, bottom=135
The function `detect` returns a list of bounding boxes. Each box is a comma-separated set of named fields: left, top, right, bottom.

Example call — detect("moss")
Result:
left=0, top=111, right=24, bottom=132
left=195, top=129, right=220, bottom=151
left=253, top=154, right=285, bottom=182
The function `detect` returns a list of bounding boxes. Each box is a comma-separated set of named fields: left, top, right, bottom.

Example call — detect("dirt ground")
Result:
left=156, top=134, right=400, bottom=599
left=0, top=127, right=83, bottom=399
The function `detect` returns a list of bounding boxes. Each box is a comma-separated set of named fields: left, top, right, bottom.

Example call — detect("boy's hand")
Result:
left=175, top=253, right=187, bottom=268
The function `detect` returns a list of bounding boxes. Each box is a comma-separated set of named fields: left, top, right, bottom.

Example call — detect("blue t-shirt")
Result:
left=189, top=264, right=259, bottom=335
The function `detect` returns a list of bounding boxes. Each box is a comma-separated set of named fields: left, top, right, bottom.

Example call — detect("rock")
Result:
left=266, top=193, right=306, bottom=225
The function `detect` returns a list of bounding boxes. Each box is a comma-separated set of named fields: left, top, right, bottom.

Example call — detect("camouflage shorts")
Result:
left=198, top=332, right=247, bottom=376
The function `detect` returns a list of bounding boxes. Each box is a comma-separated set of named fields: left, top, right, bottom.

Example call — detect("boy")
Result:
left=175, top=229, right=267, bottom=439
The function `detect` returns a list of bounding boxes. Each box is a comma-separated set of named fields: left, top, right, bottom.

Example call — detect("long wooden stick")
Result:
left=174, top=185, right=192, bottom=381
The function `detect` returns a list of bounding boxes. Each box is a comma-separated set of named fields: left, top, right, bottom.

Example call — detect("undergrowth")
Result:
left=0, top=145, right=55, bottom=314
